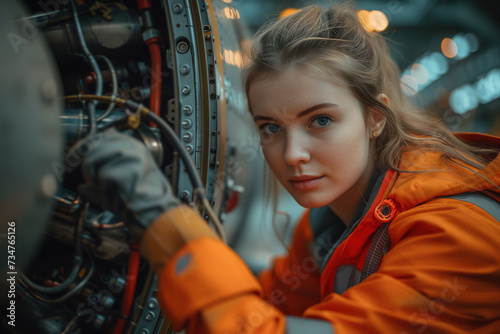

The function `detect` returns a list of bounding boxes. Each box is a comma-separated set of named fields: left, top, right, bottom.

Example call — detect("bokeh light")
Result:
left=357, top=10, right=389, bottom=32
left=450, top=84, right=478, bottom=114
left=357, top=10, right=373, bottom=31
left=411, top=63, right=429, bottom=85
left=223, top=7, right=240, bottom=20
left=280, top=8, right=299, bottom=18
left=453, top=34, right=470, bottom=60
left=368, top=10, right=389, bottom=32
left=401, top=75, right=418, bottom=96
left=441, top=38, right=458, bottom=58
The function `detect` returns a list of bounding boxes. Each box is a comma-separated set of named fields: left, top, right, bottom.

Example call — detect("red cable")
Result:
left=136, top=0, right=161, bottom=124
left=113, top=244, right=141, bottom=334
left=137, top=0, right=151, bottom=10
left=147, top=38, right=162, bottom=118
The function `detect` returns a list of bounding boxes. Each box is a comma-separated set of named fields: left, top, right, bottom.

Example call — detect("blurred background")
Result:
left=233, top=0, right=500, bottom=134
left=225, top=0, right=500, bottom=272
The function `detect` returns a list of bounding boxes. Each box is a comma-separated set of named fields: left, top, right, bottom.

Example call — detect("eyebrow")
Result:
left=253, top=103, right=337, bottom=122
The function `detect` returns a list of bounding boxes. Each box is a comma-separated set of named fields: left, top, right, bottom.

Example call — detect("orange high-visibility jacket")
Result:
left=155, top=133, right=500, bottom=334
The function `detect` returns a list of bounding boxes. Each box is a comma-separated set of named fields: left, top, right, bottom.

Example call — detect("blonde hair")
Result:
left=243, top=3, right=498, bottom=173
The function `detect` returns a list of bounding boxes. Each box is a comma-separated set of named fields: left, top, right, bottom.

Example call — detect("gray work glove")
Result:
left=77, top=129, right=179, bottom=228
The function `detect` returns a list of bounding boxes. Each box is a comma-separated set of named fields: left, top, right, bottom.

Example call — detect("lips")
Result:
left=289, top=175, right=324, bottom=191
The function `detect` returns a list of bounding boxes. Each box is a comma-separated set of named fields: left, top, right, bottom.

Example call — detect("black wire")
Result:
left=17, top=250, right=95, bottom=304
left=87, top=101, right=97, bottom=134
left=145, top=111, right=205, bottom=192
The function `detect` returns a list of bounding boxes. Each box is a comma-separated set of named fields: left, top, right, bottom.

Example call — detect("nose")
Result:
left=284, top=131, right=310, bottom=166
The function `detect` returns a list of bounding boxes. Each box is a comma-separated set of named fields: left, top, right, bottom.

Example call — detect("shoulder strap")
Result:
left=361, top=192, right=500, bottom=281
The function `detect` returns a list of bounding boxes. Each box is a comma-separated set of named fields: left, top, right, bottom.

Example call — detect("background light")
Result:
left=450, top=84, right=478, bottom=114
left=401, top=74, right=418, bottom=96
left=441, top=38, right=458, bottom=58
left=280, top=8, right=299, bottom=18
left=475, top=69, right=500, bottom=104
left=411, top=63, right=429, bottom=85
left=453, top=34, right=470, bottom=60
left=368, top=10, right=389, bottom=32
left=357, top=10, right=389, bottom=32
left=357, top=10, right=373, bottom=31
left=465, top=33, right=479, bottom=53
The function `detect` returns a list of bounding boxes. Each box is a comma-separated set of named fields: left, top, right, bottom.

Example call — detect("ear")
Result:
left=368, top=94, right=389, bottom=139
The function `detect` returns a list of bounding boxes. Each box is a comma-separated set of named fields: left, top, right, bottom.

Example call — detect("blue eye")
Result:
left=261, top=123, right=281, bottom=135
left=311, top=116, right=331, bottom=128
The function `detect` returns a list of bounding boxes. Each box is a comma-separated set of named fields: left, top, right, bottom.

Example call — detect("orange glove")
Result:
left=140, top=204, right=218, bottom=273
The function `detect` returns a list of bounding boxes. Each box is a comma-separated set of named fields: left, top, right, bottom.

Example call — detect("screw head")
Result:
left=180, top=64, right=190, bottom=74
left=172, top=3, right=183, bottom=13
left=147, top=299, right=158, bottom=309
left=145, top=311, right=155, bottom=321
left=182, top=85, right=191, bottom=95
left=183, top=132, right=192, bottom=142
left=182, top=119, right=192, bottom=129
left=185, top=145, right=194, bottom=154
left=183, top=105, right=193, bottom=115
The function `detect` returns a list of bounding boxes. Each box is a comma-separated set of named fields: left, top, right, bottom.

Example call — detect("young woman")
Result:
left=81, top=3, right=500, bottom=333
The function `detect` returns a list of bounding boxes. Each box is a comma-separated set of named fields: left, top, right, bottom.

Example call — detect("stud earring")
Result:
left=372, top=131, right=379, bottom=138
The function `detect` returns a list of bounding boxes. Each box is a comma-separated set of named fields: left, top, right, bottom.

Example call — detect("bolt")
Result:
left=39, top=174, right=57, bottom=199
left=177, top=41, right=189, bottom=54
left=40, top=79, right=58, bottom=103
left=183, top=105, right=193, bottom=115
left=211, top=147, right=216, bottom=153
left=181, top=190, right=191, bottom=199
left=147, top=299, right=157, bottom=309
left=205, top=34, right=211, bottom=40
left=182, top=119, right=192, bottom=129
left=185, top=145, right=194, bottom=154
left=183, top=132, right=192, bottom=142
left=182, top=85, right=191, bottom=95
left=139, top=329, right=150, bottom=334
left=172, top=3, right=183, bottom=13
left=145, top=311, right=155, bottom=321
left=180, top=64, right=190, bottom=74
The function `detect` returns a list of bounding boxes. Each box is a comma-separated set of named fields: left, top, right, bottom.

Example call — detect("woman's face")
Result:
left=249, top=67, right=381, bottom=222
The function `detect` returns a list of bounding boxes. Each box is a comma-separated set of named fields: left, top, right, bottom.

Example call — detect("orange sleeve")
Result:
left=155, top=237, right=287, bottom=333
left=152, top=209, right=331, bottom=333
left=257, top=210, right=323, bottom=315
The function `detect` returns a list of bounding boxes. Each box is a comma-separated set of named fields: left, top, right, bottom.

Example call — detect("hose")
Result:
left=17, top=248, right=95, bottom=304
left=113, top=245, right=142, bottom=334
left=69, top=0, right=103, bottom=134
left=95, top=55, right=118, bottom=122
